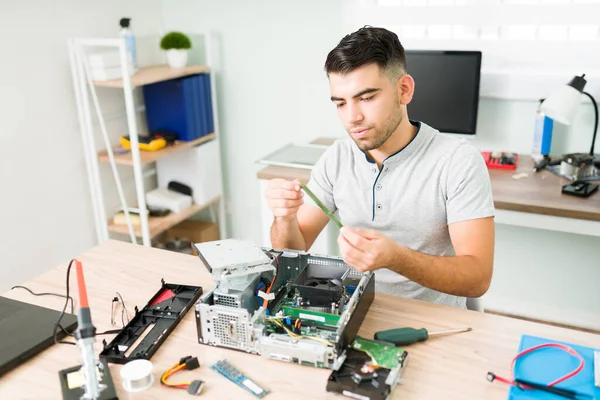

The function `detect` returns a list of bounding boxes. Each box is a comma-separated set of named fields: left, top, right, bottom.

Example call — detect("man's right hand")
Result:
left=265, top=178, right=304, bottom=221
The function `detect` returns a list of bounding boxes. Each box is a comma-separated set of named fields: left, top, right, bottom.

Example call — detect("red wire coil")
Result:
left=489, top=342, right=585, bottom=389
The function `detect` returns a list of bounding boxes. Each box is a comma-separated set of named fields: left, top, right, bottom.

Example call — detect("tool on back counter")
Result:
left=560, top=153, right=597, bottom=181
left=482, top=151, right=519, bottom=170
left=374, top=326, right=472, bottom=346
left=562, top=180, right=599, bottom=198
left=533, top=154, right=551, bottom=172
left=58, top=260, right=118, bottom=400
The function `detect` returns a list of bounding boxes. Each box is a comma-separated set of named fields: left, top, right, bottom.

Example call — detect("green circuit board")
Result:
left=352, top=337, right=406, bottom=369
left=279, top=305, right=340, bottom=327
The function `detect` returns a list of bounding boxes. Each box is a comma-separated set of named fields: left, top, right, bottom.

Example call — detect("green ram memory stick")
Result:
left=300, top=183, right=343, bottom=228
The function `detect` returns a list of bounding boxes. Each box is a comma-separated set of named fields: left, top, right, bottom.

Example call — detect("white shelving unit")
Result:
left=68, top=34, right=227, bottom=247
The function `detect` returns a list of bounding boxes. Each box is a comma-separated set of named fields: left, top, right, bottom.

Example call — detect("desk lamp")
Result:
left=539, top=74, right=599, bottom=180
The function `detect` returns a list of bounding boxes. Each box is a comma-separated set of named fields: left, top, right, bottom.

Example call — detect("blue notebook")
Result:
left=508, top=334, right=599, bottom=399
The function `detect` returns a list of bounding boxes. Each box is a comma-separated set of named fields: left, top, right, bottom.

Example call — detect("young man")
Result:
left=264, top=27, right=495, bottom=308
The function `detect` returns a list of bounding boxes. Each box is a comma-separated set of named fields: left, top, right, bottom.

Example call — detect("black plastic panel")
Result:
left=100, top=280, right=202, bottom=364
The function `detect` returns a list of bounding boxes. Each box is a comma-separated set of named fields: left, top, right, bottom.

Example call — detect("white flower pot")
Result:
left=166, top=49, right=188, bottom=69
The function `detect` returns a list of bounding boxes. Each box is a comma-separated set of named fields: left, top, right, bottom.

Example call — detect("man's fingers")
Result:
left=340, top=251, right=368, bottom=272
left=273, top=179, right=302, bottom=192
left=340, top=227, right=370, bottom=250
left=268, top=199, right=304, bottom=209
left=265, top=188, right=303, bottom=200
left=338, top=234, right=367, bottom=260
left=351, top=227, right=379, bottom=239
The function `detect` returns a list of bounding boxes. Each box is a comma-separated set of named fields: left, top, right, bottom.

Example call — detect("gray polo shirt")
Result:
left=306, top=121, right=495, bottom=308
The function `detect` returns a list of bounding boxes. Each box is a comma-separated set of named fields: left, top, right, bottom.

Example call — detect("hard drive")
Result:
left=326, top=345, right=408, bottom=400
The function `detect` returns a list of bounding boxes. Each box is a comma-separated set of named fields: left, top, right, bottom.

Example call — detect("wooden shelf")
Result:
left=108, top=196, right=220, bottom=238
left=98, top=133, right=215, bottom=166
left=93, top=64, right=211, bottom=88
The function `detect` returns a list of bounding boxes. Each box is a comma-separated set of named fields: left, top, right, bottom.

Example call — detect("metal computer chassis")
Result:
left=193, top=240, right=375, bottom=369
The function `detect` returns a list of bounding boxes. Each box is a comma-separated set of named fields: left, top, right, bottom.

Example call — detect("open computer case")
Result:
left=192, top=239, right=375, bottom=369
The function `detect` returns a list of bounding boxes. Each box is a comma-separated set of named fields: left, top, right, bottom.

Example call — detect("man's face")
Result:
left=329, top=63, right=404, bottom=152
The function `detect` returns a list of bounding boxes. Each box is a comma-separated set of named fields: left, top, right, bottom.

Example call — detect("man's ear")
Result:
left=397, top=74, right=415, bottom=105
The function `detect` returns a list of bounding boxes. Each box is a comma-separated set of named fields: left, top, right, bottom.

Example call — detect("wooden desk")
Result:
left=1, top=240, right=599, bottom=399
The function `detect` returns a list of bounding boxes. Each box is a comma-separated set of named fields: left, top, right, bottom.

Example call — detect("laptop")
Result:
left=0, top=296, right=78, bottom=377
left=256, top=143, right=328, bottom=170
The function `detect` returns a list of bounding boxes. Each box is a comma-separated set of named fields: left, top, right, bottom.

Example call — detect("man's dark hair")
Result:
left=324, top=26, right=407, bottom=81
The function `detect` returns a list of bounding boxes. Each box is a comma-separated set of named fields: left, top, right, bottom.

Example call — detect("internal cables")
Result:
left=161, top=356, right=204, bottom=396
left=487, top=342, right=585, bottom=397
left=269, top=318, right=333, bottom=347
left=260, top=254, right=279, bottom=309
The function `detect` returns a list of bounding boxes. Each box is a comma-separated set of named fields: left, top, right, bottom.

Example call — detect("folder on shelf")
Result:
left=202, top=73, right=214, bottom=133
left=508, top=334, right=600, bottom=399
left=143, top=72, right=214, bottom=142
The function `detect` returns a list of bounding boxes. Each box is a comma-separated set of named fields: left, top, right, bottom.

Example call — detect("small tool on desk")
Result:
left=300, top=182, right=343, bottom=228
left=514, top=378, right=590, bottom=400
left=374, top=326, right=472, bottom=346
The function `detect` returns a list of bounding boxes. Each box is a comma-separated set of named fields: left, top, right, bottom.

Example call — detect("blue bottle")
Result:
left=119, top=18, right=137, bottom=70
left=532, top=100, right=554, bottom=158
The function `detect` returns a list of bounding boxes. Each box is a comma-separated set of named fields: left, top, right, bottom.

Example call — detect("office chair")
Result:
left=466, top=297, right=483, bottom=312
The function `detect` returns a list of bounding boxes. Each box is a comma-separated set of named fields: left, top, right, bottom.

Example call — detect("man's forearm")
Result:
left=389, top=245, right=491, bottom=298
left=270, top=217, right=306, bottom=251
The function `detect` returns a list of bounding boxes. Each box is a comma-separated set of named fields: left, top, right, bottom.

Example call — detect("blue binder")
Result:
left=508, top=335, right=599, bottom=399
left=202, top=73, right=214, bottom=133
left=143, top=73, right=214, bottom=142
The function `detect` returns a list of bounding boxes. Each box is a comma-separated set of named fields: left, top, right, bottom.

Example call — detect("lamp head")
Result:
left=539, top=74, right=587, bottom=125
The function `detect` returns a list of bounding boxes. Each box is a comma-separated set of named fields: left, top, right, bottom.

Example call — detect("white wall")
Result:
left=162, top=0, right=348, bottom=243
left=0, top=0, right=164, bottom=293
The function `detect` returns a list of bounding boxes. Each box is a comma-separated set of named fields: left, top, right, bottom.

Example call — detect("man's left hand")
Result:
left=337, top=227, right=400, bottom=272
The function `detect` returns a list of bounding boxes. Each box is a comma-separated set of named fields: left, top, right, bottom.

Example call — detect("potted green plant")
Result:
left=160, top=32, right=192, bottom=69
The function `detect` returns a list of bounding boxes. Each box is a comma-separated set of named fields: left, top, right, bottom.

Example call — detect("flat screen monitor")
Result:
left=405, top=50, right=482, bottom=135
